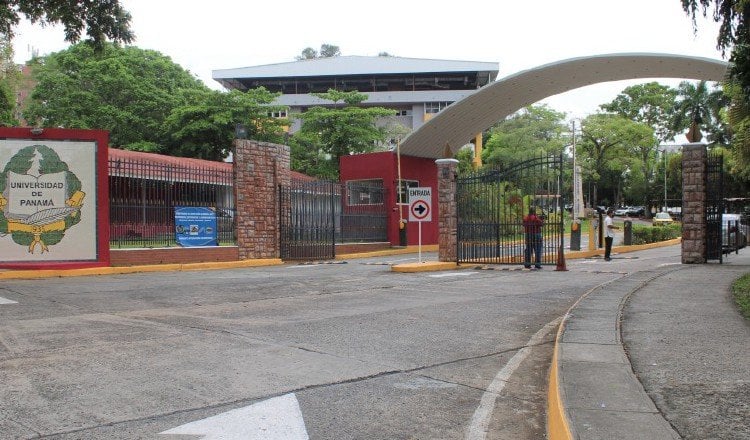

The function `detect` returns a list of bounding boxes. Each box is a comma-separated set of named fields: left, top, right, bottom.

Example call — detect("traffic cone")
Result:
left=555, top=242, right=568, bottom=271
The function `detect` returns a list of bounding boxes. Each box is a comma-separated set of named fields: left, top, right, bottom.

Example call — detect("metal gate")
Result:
left=706, top=152, right=724, bottom=262
left=279, top=180, right=337, bottom=260
left=456, top=154, right=565, bottom=265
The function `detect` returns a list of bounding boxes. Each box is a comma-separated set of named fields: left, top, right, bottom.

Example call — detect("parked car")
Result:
left=722, top=213, right=748, bottom=249
left=652, top=212, right=674, bottom=226
left=627, top=206, right=645, bottom=217
left=614, top=207, right=629, bottom=216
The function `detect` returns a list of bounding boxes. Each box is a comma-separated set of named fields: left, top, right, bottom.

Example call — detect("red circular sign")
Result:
left=410, top=201, right=430, bottom=220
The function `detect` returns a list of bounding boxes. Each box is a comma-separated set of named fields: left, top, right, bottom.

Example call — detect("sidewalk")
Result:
left=549, top=250, right=750, bottom=439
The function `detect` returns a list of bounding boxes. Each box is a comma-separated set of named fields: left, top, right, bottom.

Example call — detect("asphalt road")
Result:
left=0, top=248, right=680, bottom=439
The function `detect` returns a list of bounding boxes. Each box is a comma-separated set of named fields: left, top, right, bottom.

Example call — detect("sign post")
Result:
left=408, top=187, right=432, bottom=262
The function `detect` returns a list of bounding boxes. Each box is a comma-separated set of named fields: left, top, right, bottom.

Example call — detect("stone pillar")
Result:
left=233, top=139, right=290, bottom=260
left=681, top=144, right=706, bottom=264
left=436, top=158, right=459, bottom=262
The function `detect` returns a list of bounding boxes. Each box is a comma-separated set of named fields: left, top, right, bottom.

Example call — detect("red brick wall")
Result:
left=110, top=247, right=240, bottom=266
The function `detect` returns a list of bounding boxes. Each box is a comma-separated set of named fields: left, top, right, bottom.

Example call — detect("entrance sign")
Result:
left=408, top=187, right=432, bottom=222
left=0, top=128, right=110, bottom=269
left=408, top=187, right=432, bottom=262
left=175, top=206, right=218, bottom=247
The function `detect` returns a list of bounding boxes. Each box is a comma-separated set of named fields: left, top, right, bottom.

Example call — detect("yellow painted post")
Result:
left=473, top=134, right=483, bottom=169
left=588, top=217, right=597, bottom=251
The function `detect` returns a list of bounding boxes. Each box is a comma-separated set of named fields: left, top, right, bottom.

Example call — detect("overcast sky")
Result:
left=12, top=0, right=725, bottom=119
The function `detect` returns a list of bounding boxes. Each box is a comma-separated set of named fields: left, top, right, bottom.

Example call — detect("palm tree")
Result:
left=672, top=81, right=729, bottom=144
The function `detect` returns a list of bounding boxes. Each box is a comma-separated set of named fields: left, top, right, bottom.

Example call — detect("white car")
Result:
left=614, top=207, right=629, bottom=216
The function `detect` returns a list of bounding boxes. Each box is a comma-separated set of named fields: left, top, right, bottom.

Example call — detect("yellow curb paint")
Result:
left=547, top=320, right=573, bottom=440
left=336, top=245, right=439, bottom=260
left=0, top=259, right=284, bottom=280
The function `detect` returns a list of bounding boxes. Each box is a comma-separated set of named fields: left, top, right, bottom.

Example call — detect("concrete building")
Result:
left=212, top=55, right=498, bottom=149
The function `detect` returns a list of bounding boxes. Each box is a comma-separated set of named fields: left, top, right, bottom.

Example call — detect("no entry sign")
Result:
left=408, top=187, right=432, bottom=222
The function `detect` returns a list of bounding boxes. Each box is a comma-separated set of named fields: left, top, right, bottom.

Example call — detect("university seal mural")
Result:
left=0, top=136, right=100, bottom=264
left=0, top=145, right=85, bottom=253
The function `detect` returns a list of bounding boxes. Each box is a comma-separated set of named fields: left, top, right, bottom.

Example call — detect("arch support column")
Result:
left=681, top=144, right=706, bottom=264
left=436, top=158, right=459, bottom=262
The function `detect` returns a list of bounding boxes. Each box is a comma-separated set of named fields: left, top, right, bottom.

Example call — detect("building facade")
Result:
left=213, top=55, right=498, bottom=144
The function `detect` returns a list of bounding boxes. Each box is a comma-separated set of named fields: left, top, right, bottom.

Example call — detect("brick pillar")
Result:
left=681, top=144, right=706, bottom=264
left=436, top=159, right=459, bottom=262
left=233, top=139, right=290, bottom=260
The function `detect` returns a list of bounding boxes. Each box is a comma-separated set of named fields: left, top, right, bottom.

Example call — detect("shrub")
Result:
left=630, top=223, right=681, bottom=244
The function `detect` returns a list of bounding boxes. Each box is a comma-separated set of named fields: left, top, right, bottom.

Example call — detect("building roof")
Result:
left=213, top=55, right=499, bottom=81
left=108, top=148, right=315, bottom=182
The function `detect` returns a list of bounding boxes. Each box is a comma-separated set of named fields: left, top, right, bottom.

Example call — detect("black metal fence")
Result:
left=706, top=152, right=724, bottom=262
left=109, top=158, right=235, bottom=248
left=456, top=154, right=565, bottom=265
left=279, top=179, right=388, bottom=260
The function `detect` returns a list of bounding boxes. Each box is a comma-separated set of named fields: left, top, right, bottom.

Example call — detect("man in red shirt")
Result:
left=523, top=207, right=544, bottom=269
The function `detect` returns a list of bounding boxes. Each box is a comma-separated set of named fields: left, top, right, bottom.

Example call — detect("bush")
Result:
left=732, top=274, right=750, bottom=320
left=630, top=223, right=681, bottom=244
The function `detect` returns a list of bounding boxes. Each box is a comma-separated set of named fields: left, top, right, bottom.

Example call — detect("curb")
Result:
left=546, top=266, right=685, bottom=440
left=0, top=259, right=283, bottom=280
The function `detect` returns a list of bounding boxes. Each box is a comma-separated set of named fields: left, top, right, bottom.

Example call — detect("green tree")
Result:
left=681, top=1, right=750, bottom=175
left=482, top=105, right=567, bottom=168
left=295, top=43, right=341, bottom=60
left=600, top=82, right=679, bottom=143
left=0, top=33, right=18, bottom=125
left=293, top=89, right=394, bottom=176
left=25, top=42, right=207, bottom=151
left=0, top=1, right=133, bottom=50
left=671, top=80, right=729, bottom=143
left=164, top=88, right=286, bottom=160
left=578, top=113, right=655, bottom=206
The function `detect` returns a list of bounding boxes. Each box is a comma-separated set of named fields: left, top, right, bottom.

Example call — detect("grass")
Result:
left=732, top=273, right=750, bottom=320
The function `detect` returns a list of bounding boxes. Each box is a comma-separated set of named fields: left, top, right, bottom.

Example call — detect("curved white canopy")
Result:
left=399, top=53, right=729, bottom=158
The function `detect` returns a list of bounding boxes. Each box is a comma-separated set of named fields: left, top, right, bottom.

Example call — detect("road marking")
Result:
left=160, top=393, right=308, bottom=439
left=465, top=317, right=561, bottom=440
left=428, top=272, right=477, bottom=278
left=0, top=297, right=18, bottom=305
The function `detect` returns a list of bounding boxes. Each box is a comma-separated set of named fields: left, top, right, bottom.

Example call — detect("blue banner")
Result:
left=174, top=206, right=218, bottom=247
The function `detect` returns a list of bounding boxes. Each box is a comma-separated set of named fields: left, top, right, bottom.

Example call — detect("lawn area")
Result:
left=732, top=273, right=750, bottom=320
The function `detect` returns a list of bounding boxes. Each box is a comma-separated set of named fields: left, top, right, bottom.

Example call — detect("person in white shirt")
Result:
left=604, top=209, right=620, bottom=261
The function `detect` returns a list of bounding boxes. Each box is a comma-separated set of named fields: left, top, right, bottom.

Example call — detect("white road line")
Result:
left=0, top=297, right=18, bottom=305
left=465, top=317, right=561, bottom=440
left=428, top=272, right=477, bottom=278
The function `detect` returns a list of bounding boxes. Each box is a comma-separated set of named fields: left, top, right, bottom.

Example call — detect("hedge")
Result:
left=630, top=223, right=682, bottom=245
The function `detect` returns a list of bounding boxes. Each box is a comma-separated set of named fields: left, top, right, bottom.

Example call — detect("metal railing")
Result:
left=109, top=158, right=235, bottom=248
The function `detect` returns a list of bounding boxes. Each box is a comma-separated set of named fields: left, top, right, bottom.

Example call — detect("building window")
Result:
left=268, top=110, right=287, bottom=118
left=425, top=102, right=452, bottom=114
left=395, top=109, right=412, bottom=116
left=397, top=179, right=420, bottom=204
left=346, top=179, right=384, bottom=205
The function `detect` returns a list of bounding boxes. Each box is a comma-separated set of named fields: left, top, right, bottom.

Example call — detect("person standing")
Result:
left=523, top=207, right=544, bottom=269
left=604, top=208, right=620, bottom=261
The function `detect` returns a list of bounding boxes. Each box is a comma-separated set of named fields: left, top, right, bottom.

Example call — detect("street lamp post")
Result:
left=663, top=150, right=668, bottom=213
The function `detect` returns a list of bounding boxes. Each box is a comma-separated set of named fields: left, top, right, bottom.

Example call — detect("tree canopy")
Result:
left=295, top=44, right=341, bottom=60
left=25, top=42, right=206, bottom=150
left=482, top=105, right=567, bottom=168
left=0, top=0, right=133, bottom=50
left=25, top=42, right=285, bottom=160
left=600, top=82, right=678, bottom=143
left=577, top=113, right=656, bottom=206
left=292, top=89, right=393, bottom=177
left=163, top=88, right=285, bottom=160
